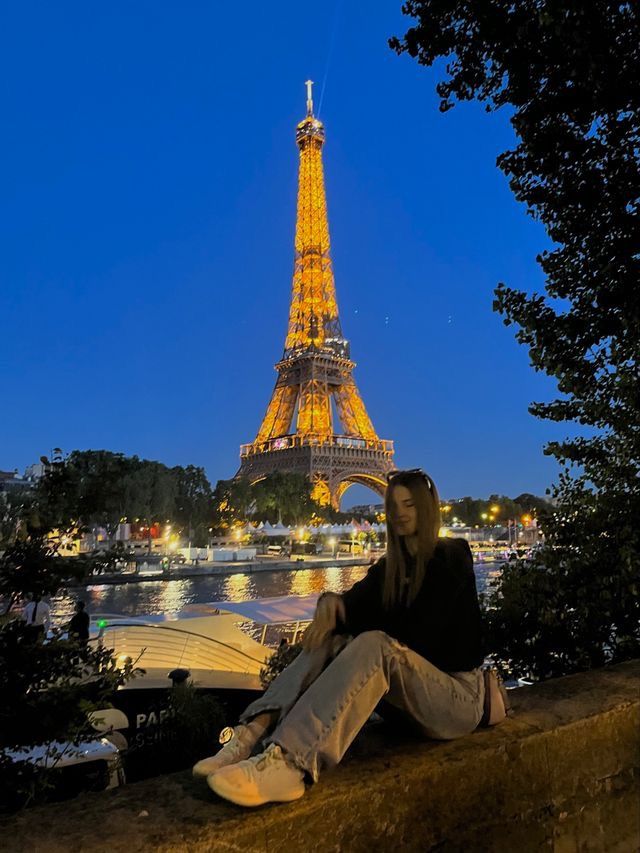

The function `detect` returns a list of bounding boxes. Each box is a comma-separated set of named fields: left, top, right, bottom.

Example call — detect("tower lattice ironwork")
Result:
left=238, top=82, right=394, bottom=507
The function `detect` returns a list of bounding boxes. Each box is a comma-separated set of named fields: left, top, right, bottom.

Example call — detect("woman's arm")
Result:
left=302, top=558, right=386, bottom=651
left=302, top=592, right=346, bottom=651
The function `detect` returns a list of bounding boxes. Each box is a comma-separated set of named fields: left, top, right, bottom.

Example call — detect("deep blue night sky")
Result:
left=1, top=1, right=571, bottom=505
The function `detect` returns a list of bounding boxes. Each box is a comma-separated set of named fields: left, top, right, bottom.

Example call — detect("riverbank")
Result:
left=68, top=556, right=371, bottom=587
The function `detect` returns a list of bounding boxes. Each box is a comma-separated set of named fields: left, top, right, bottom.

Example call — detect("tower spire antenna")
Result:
left=305, top=79, right=314, bottom=116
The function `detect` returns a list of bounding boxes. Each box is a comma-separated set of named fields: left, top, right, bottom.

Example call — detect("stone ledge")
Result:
left=3, top=660, right=639, bottom=853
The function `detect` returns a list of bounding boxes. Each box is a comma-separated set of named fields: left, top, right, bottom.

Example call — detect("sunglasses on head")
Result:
left=386, top=468, right=434, bottom=491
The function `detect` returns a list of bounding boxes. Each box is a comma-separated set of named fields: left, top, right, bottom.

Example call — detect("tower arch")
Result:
left=334, top=475, right=387, bottom=510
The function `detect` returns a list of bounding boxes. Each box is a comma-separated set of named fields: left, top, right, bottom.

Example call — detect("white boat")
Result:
left=92, top=593, right=319, bottom=694
left=6, top=737, right=125, bottom=802
left=88, top=595, right=319, bottom=759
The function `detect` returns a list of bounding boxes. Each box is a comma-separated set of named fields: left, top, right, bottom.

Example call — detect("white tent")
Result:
left=262, top=522, right=291, bottom=538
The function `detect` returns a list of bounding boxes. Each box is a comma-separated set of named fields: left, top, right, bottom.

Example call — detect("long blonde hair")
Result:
left=383, top=470, right=441, bottom=609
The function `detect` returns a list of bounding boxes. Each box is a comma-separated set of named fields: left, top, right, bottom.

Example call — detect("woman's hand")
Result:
left=302, top=592, right=346, bottom=652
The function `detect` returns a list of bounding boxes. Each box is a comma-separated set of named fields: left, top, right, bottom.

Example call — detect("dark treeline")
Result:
left=28, top=450, right=212, bottom=548
left=444, top=494, right=550, bottom=528
left=0, top=451, right=551, bottom=552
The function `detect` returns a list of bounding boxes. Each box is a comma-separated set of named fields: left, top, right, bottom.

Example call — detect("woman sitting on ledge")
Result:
left=194, top=469, right=487, bottom=807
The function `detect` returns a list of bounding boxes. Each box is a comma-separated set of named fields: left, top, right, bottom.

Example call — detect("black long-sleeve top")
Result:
left=340, top=537, right=485, bottom=673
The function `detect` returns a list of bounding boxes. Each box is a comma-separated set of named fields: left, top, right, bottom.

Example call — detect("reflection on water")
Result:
left=51, top=565, right=371, bottom=621
left=50, top=562, right=499, bottom=623
left=158, top=579, right=193, bottom=614
left=221, top=572, right=252, bottom=601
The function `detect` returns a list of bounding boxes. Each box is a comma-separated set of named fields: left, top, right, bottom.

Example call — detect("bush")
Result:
left=485, top=486, right=640, bottom=681
left=260, top=642, right=303, bottom=688
left=155, top=684, right=225, bottom=771
left=0, top=619, right=137, bottom=811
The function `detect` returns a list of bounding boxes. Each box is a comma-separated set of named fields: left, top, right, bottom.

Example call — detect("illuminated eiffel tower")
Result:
left=238, top=82, right=394, bottom=508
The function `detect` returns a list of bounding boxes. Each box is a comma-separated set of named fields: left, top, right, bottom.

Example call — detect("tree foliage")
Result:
left=0, top=487, right=37, bottom=548
left=34, top=451, right=213, bottom=546
left=260, top=642, right=303, bottom=688
left=211, top=476, right=254, bottom=529
left=252, top=472, right=318, bottom=526
left=0, top=533, right=138, bottom=811
left=0, top=536, right=86, bottom=614
left=171, top=465, right=213, bottom=546
left=393, top=1, right=640, bottom=677
left=485, top=481, right=639, bottom=681
left=0, top=619, right=138, bottom=811
left=446, top=493, right=549, bottom=527
left=212, top=472, right=323, bottom=529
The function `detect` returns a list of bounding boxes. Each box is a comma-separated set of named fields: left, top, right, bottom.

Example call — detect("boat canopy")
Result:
left=209, top=594, right=319, bottom=624
left=94, top=594, right=320, bottom=629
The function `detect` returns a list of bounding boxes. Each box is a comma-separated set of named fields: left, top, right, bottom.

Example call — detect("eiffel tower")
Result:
left=238, top=82, right=395, bottom=508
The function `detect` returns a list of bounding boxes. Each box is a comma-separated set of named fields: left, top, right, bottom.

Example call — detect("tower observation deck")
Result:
left=237, top=82, right=395, bottom=508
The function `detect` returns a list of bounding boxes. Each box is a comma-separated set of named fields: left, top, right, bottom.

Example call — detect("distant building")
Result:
left=24, top=462, right=46, bottom=481
left=0, top=462, right=46, bottom=493
left=0, top=469, right=31, bottom=492
left=346, top=503, right=384, bottom=516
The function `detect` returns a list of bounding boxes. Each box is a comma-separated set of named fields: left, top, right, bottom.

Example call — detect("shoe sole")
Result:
left=207, top=773, right=305, bottom=807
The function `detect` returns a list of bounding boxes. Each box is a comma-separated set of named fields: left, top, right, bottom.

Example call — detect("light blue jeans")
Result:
left=240, top=631, right=484, bottom=782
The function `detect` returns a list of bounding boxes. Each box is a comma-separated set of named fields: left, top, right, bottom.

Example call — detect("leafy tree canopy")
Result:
left=392, top=0, right=640, bottom=677
left=252, top=472, right=318, bottom=526
left=0, top=536, right=86, bottom=614
left=212, top=472, right=322, bottom=529
left=34, top=451, right=213, bottom=546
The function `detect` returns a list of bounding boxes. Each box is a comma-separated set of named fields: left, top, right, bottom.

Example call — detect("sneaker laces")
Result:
left=231, top=744, right=285, bottom=784
left=253, top=744, right=283, bottom=772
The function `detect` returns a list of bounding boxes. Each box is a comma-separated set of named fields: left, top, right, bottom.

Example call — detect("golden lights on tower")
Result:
left=245, top=81, right=391, bottom=497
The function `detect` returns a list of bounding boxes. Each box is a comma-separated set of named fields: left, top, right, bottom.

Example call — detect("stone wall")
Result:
left=2, top=659, right=639, bottom=853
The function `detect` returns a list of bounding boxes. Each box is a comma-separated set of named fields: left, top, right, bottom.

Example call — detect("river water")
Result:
left=50, top=561, right=502, bottom=623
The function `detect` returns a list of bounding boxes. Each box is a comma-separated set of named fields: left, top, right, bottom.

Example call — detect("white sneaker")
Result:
left=207, top=743, right=305, bottom=807
left=192, top=726, right=257, bottom=778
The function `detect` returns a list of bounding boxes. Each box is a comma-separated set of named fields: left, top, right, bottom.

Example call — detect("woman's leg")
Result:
left=193, top=636, right=347, bottom=777
left=239, top=634, right=350, bottom=727
left=268, top=630, right=484, bottom=782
